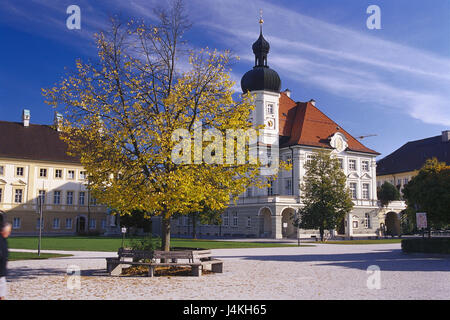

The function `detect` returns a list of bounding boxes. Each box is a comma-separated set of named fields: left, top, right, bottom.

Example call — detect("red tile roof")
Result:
left=0, top=121, right=80, bottom=163
left=279, top=92, right=379, bottom=155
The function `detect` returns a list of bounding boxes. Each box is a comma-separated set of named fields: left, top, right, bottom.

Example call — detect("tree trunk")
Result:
left=192, top=214, right=197, bottom=239
left=161, top=216, right=171, bottom=251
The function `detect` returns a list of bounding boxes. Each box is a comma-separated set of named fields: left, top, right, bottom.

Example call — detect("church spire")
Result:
left=241, top=11, right=281, bottom=93
left=252, top=9, right=270, bottom=67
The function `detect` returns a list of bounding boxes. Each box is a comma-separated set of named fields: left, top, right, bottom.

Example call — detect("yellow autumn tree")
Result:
left=43, top=1, right=274, bottom=250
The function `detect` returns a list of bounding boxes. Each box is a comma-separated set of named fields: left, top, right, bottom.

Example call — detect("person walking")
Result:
left=0, top=222, right=12, bottom=300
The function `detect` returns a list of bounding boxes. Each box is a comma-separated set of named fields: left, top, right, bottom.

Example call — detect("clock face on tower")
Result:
left=266, top=119, right=274, bottom=129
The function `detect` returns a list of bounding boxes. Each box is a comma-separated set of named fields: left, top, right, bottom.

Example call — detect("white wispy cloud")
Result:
left=2, top=0, right=449, bottom=126
left=180, top=0, right=450, bottom=126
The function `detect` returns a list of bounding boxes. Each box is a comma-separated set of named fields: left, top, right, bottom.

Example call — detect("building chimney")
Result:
left=309, top=99, right=316, bottom=106
left=22, top=109, right=30, bottom=127
left=442, top=130, right=450, bottom=142
left=284, top=88, right=291, bottom=98
left=54, top=112, right=63, bottom=132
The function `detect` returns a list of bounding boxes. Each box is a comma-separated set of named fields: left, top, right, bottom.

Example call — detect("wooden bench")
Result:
left=106, top=248, right=154, bottom=276
left=106, top=248, right=223, bottom=277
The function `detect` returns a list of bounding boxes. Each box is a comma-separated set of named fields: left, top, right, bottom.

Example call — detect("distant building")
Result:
left=377, top=130, right=450, bottom=193
left=375, top=131, right=450, bottom=235
left=0, top=110, right=119, bottom=235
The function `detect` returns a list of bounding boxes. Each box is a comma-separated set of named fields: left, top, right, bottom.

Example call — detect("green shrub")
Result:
left=401, top=238, right=450, bottom=254
left=128, top=234, right=161, bottom=251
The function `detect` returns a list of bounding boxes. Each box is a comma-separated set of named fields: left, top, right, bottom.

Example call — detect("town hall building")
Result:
left=172, top=20, right=381, bottom=239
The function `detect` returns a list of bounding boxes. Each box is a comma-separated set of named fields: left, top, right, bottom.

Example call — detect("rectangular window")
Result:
left=90, top=197, right=97, bottom=206
left=267, top=144, right=272, bottom=158
left=362, top=183, right=370, bottom=200
left=39, top=168, right=47, bottom=178
left=247, top=187, right=252, bottom=197
left=16, top=167, right=24, bottom=176
left=403, top=178, right=409, bottom=185
left=0, top=165, right=4, bottom=175
left=352, top=221, right=359, bottom=229
left=286, top=154, right=292, bottom=165
left=38, top=190, right=46, bottom=205
left=14, top=189, right=23, bottom=203
left=306, top=154, right=314, bottom=165
left=223, top=213, right=229, bottom=226
left=36, top=218, right=43, bottom=229
left=233, top=212, right=238, bottom=227
left=13, top=217, right=21, bottom=229
left=66, top=218, right=73, bottom=229
left=285, top=179, right=292, bottom=195
left=53, top=218, right=60, bottom=229
left=67, top=170, right=75, bottom=179
left=247, top=216, right=251, bottom=228
left=53, top=191, right=61, bottom=204
left=349, top=183, right=357, bottom=199
left=267, top=103, right=274, bottom=114
left=101, top=219, right=107, bottom=229
left=364, top=213, right=371, bottom=229
left=79, top=171, right=86, bottom=180
left=79, top=192, right=85, bottom=205
left=349, top=160, right=356, bottom=171
left=66, top=191, right=74, bottom=205
left=338, top=158, right=344, bottom=169
left=362, top=161, right=369, bottom=172
left=55, top=169, right=63, bottom=178
left=267, top=180, right=274, bottom=196
left=89, top=219, right=96, bottom=229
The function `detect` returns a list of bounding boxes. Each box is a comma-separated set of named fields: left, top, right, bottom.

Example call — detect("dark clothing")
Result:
left=0, top=237, right=8, bottom=277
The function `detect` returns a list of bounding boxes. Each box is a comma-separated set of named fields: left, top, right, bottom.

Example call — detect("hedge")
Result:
left=401, top=238, right=450, bottom=254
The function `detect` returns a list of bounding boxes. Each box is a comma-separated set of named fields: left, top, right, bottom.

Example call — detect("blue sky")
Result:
left=1, top=0, right=449, bottom=159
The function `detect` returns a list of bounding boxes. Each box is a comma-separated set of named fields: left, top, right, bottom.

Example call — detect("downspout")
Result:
left=289, top=146, right=294, bottom=196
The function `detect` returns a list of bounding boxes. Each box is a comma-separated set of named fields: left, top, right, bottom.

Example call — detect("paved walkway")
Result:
left=6, top=244, right=450, bottom=300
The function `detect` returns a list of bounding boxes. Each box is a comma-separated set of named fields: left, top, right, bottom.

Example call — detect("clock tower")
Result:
left=241, top=13, right=281, bottom=148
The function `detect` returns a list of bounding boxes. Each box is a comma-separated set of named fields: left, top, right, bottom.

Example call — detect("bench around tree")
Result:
left=106, top=248, right=223, bottom=277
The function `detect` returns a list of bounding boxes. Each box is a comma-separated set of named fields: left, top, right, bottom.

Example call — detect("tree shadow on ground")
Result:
left=214, top=249, right=450, bottom=272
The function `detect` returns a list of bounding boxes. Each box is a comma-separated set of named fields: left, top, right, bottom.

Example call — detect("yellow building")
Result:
left=377, top=130, right=450, bottom=193
left=0, top=110, right=118, bottom=235
left=375, top=131, right=450, bottom=235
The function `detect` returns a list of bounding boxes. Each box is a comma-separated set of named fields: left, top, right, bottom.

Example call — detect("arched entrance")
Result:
left=259, top=207, right=272, bottom=238
left=281, top=208, right=296, bottom=239
left=76, top=216, right=86, bottom=234
left=385, top=212, right=401, bottom=236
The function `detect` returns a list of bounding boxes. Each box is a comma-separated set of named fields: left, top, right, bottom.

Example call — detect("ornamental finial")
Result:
left=259, top=9, right=264, bottom=33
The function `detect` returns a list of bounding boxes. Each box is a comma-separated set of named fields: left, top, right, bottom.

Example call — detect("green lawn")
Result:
left=319, top=239, right=402, bottom=245
left=8, top=251, right=73, bottom=261
left=7, top=236, right=301, bottom=252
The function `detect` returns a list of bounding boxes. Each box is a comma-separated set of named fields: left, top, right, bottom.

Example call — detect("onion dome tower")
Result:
left=241, top=13, right=281, bottom=93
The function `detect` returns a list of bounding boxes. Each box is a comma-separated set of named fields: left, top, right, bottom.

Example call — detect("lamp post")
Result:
left=37, top=194, right=43, bottom=256
left=121, top=227, right=127, bottom=248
